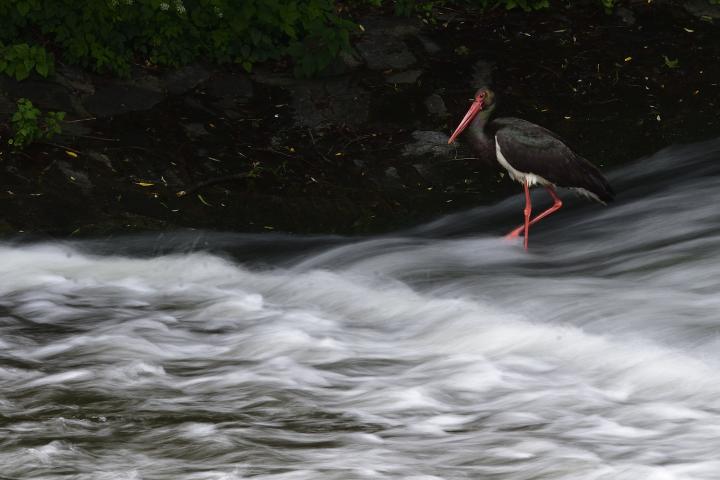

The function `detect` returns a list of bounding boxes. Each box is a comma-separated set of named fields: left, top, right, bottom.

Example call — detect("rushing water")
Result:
left=2, top=139, right=720, bottom=480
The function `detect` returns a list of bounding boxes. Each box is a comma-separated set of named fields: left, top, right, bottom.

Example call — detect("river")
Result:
left=2, top=139, right=720, bottom=479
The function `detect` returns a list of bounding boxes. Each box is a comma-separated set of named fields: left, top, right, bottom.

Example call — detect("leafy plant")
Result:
left=0, top=43, right=54, bottom=80
left=0, top=0, right=355, bottom=78
left=598, top=0, right=618, bottom=12
left=9, top=98, right=65, bottom=149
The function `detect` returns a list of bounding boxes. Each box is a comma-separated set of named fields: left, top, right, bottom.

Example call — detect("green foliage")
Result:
left=0, top=42, right=54, bottom=80
left=598, top=0, right=618, bottom=12
left=8, top=98, right=65, bottom=149
left=0, top=0, right=353, bottom=78
left=1, top=0, right=717, bottom=79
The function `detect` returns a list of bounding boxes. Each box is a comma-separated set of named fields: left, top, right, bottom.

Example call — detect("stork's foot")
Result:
left=505, top=227, right=524, bottom=239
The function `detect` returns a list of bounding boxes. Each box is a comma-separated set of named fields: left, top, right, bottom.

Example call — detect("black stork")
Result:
left=448, top=87, right=614, bottom=250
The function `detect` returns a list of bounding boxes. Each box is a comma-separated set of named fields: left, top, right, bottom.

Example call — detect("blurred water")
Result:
left=2, top=139, right=720, bottom=480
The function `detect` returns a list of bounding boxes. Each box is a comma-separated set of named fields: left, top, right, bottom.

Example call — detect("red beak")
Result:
left=448, top=99, right=483, bottom=144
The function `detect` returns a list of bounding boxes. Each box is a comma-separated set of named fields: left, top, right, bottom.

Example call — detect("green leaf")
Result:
left=14, top=64, right=29, bottom=81
left=36, top=61, right=49, bottom=77
left=663, top=55, right=679, bottom=69
left=17, top=2, right=30, bottom=16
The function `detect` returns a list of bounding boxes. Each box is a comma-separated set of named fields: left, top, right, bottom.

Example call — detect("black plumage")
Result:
left=448, top=87, right=614, bottom=249
left=490, top=118, right=614, bottom=203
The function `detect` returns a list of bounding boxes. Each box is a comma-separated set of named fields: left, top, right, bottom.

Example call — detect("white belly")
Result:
left=495, top=137, right=552, bottom=187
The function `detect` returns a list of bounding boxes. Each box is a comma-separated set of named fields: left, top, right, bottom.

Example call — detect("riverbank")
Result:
left=1, top=0, right=718, bottom=237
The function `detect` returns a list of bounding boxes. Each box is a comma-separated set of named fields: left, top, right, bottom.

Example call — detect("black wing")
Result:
left=492, top=117, right=614, bottom=203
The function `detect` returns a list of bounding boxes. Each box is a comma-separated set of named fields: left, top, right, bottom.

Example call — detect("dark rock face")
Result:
left=0, top=79, right=76, bottom=114
left=402, top=131, right=456, bottom=158
left=386, top=70, right=423, bottom=84
left=354, top=16, right=420, bottom=72
left=162, top=64, right=211, bottom=95
left=356, top=35, right=417, bottom=71
left=685, top=0, right=720, bottom=19
left=424, top=94, right=448, bottom=117
left=83, top=81, right=165, bottom=118
left=471, top=60, right=495, bottom=89
left=202, top=72, right=254, bottom=102
left=290, top=78, right=370, bottom=129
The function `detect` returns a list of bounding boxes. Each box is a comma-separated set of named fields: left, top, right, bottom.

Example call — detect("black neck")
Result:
left=465, top=105, right=496, bottom=152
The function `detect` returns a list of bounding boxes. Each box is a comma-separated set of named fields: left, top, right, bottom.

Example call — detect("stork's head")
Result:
left=448, top=87, right=495, bottom=144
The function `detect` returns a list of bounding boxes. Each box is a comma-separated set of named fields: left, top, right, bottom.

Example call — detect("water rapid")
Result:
left=2, top=139, right=720, bottom=479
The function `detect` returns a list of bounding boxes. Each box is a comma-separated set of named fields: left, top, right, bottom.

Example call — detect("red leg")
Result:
left=522, top=181, right=531, bottom=250
left=506, top=186, right=563, bottom=247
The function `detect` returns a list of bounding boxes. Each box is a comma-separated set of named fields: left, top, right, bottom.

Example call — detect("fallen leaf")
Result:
left=136, top=182, right=155, bottom=187
left=65, top=151, right=78, bottom=158
left=663, top=56, right=679, bottom=69
left=197, top=194, right=212, bottom=206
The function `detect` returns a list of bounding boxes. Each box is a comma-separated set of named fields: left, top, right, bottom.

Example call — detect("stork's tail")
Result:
left=571, top=157, right=614, bottom=204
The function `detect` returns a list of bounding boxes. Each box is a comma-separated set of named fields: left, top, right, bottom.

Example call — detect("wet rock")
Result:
left=615, top=6, right=636, bottom=25
left=182, top=123, right=210, bottom=138
left=54, top=64, right=95, bottom=95
left=203, top=72, right=254, bottom=101
left=61, top=121, right=93, bottom=137
left=290, top=78, right=369, bottom=129
left=338, top=49, right=364, bottom=70
left=359, top=16, right=422, bottom=37
left=472, top=60, right=495, bottom=88
left=324, top=49, right=365, bottom=75
left=386, top=69, right=423, bottom=84
left=183, top=96, right=219, bottom=116
left=418, top=35, right=442, bottom=55
left=87, top=151, right=114, bottom=170
left=0, top=92, right=13, bottom=122
left=163, top=64, right=211, bottom=95
left=424, top=94, right=447, bottom=117
left=56, top=161, right=93, bottom=193
left=402, top=130, right=456, bottom=158
left=0, top=219, right=15, bottom=235
left=385, top=166, right=400, bottom=180
left=0, top=79, right=76, bottom=113
left=412, top=162, right=433, bottom=179
left=83, top=78, right=164, bottom=118
left=356, top=35, right=417, bottom=71
left=251, top=69, right=296, bottom=87
left=685, top=0, right=720, bottom=19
